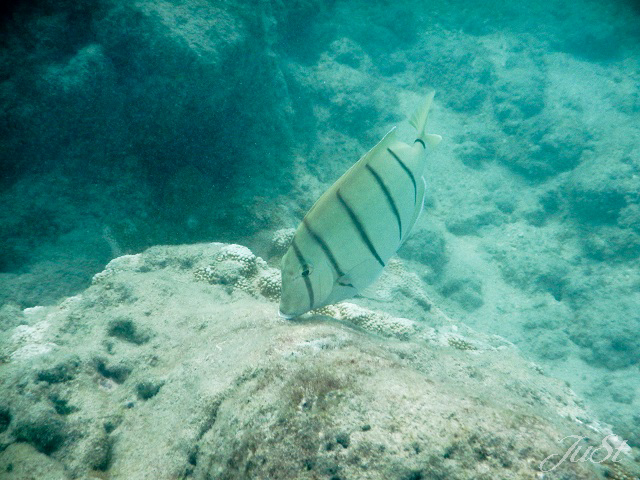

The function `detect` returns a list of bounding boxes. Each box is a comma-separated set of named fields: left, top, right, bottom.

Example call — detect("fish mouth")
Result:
left=278, top=309, right=295, bottom=320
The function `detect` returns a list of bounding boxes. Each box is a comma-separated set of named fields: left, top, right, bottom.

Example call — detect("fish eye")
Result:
left=300, top=264, right=313, bottom=277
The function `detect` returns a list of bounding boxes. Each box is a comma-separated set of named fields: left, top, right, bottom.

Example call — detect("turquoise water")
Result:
left=0, top=0, right=639, bottom=477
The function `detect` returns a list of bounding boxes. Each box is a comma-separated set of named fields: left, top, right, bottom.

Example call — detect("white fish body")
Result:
left=279, top=93, right=441, bottom=318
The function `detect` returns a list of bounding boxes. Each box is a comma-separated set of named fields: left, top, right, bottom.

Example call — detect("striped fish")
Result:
left=279, top=92, right=442, bottom=319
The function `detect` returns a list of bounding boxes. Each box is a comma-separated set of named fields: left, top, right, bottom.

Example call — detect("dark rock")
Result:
left=335, top=432, right=350, bottom=448
left=95, top=358, right=132, bottom=384
left=13, top=407, right=67, bottom=454
left=36, top=355, right=80, bottom=383
left=136, top=379, right=164, bottom=400
left=398, top=226, right=448, bottom=274
left=446, top=211, right=502, bottom=236
left=0, top=406, right=11, bottom=434
left=440, top=277, right=484, bottom=312
left=107, top=317, right=150, bottom=345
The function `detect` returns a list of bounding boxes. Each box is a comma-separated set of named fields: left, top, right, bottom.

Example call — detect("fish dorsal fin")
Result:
left=330, top=126, right=398, bottom=192
left=356, top=127, right=398, bottom=169
left=365, top=127, right=397, bottom=158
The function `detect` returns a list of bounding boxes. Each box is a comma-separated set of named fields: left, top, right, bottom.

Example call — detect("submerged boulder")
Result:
left=0, top=243, right=635, bottom=479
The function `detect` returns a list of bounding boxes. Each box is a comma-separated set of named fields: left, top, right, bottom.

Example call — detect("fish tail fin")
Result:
left=409, top=90, right=442, bottom=149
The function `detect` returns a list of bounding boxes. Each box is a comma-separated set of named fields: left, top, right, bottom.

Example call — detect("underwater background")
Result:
left=1, top=0, right=639, bottom=478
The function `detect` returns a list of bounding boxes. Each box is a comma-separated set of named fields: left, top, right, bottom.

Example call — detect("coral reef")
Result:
left=193, top=244, right=282, bottom=303
left=270, top=228, right=296, bottom=257
left=313, top=302, right=420, bottom=340
left=447, top=335, right=478, bottom=351
left=194, top=245, right=258, bottom=286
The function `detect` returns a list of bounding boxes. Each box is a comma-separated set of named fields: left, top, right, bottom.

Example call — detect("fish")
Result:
left=279, top=92, right=442, bottom=319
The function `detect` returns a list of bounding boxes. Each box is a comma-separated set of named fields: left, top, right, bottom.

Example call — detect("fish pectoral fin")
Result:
left=338, top=257, right=385, bottom=292
left=336, top=275, right=355, bottom=287
left=402, top=176, right=427, bottom=244
left=324, top=282, right=359, bottom=307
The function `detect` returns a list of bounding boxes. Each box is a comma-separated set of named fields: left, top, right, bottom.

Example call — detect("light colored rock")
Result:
left=0, top=243, right=634, bottom=479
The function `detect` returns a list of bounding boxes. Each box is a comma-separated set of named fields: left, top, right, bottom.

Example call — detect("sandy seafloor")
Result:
left=1, top=0, right=639, bottom=478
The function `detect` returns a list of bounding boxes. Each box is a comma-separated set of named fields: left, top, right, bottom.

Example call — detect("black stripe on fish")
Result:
left=414, top=138, right=426, bottom=149
left=365, top=164, right=403, bottom=241
left=387, top=147, right=417, bottom=205
left=292, top=239, right=314, bottom=311
left=302, top=217, right=353, bottom=287
left=336, top=189, right=385, bottom=268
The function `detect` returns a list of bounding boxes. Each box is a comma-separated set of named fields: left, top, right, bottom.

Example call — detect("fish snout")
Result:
left=278, top=294, right=308, bottom=319
left=278, top=309, right=294, bottom=320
